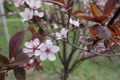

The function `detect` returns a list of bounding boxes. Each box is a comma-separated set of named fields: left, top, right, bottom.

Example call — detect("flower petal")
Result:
left=24, top=42, right=33, bottom=48
left=23, top=48, right=33, bottom=53
left=45, top=40, right=53, bottom=47
left=19, top=12, right=26, bottom=19
left=39, top=12, right=44, bottom=17
left=29, top=59, right=34, bottom=64
left=48, top=53, right=56, bottom=61
left=40, top=53, right=47, bottom=61
left=55, top=32, right=62, bottom=39
left=38, top=43, right=46, bottom=51
left=34, top=50, right=41, bottom=56
left=29, top=9, right=33, bottom=19
left=69, top=18, right=73, bottom=24
left=51, top=46, right=60, bottom=53
left=14, top=2, right=19, bottom=7
left=73, top=19, right=79, bottom=26
left=35, top=1, right=41, bottom=9
left=61, top=28, right=68, bottom=35
left=33, top=38, right=40, bottom=46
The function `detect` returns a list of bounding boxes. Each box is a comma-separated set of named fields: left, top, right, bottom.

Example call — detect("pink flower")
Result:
left=55, top=28, right=69, bottom=40
left=19, top=8, right=33, bottom=22
left=34, top=10, right=44, bottom=18
left=69, top=18, right=80, bottom=27
left=14, top=0, right=24, bottom=7
left=39, top=40, right=60, bottom=61
left=26, top=0, right=41, bottom=9
left=23, top=38, right=41, bottom=56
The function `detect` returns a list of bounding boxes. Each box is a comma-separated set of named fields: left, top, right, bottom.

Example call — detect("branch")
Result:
left=56, top=40, right=63, bottom=64
left=69, top=52, right=120, bottom=73
left=108, top=6, right=120, bottom=25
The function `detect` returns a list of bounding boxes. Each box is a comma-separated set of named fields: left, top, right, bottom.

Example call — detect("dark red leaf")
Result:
left=28, top=26, right=36, bottom=34
left=0, top=72, right=5, bottom=80
left=89, top=3, right=101, bottom=17
left=103, top=0, right=117, bottom=15
left=94, top=15, right=108, bottom=23
left=14, top=67, right=26, bottom=80
left=12, top=53, right=29, bottom=66
left=34, top=59, right=43, bottom=71
left=88, top=27, right=98, bottom=39
left=9, top=30, right=25, bottom=60
left=78, top=15, right=95, bottom=21
left=0, top=54, right=9, bottom=66
left=73, top=10, right=84, bottom=15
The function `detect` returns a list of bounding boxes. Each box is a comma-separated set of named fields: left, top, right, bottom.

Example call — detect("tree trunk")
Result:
left=60, top=70, right=69, bottom=80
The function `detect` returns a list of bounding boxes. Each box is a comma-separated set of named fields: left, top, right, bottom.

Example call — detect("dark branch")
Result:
left=108, top=6, right=120, bottom=25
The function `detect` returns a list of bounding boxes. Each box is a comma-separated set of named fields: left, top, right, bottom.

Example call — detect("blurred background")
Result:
left=0, top=0, right=120, bottom=80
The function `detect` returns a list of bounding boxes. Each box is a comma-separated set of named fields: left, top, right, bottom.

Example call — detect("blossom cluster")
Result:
left=23, top=38, right=60, bottom=61
left=14, top=0, right=44, bottom=22
left=14, top=0, right=81, bottom=70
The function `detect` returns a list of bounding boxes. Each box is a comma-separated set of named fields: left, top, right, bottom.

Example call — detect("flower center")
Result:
left=33, top=45, right=40, bottom=52
left=45, top=48, right=51, bottom=54
left=62, top=35, right=65, bottom=38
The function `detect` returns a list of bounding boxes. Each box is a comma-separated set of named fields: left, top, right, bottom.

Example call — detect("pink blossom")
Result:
left=25, top=0, right=41, bottom=9
left=19, top=8, right=33, bottom=22
left=23, top=38, right=41, bottom=56
left=69, top=18, right=80, bottom=27
left=34, top=10, right=44, bottom=18
left=14, top=0, right=24, bottom=7
left=39, top=40, right=60, bottom=61
left=55, top=28, right=69, bottom=40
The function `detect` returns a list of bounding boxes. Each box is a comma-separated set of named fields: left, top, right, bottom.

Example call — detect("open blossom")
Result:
left=19, top=8, right=33, bottom=22
left=25, top=0, right=41, bottom=9
left=34, top=10, right=44, bottom=18
left=69, top=18, right=80, bottom=27
left=55, top=28, right=69, bottom=40
left=39, top=40, right=60, bottom=61
left=14, top=0, right=25, bottom=7
left=23, top=38, right=41, bottom=56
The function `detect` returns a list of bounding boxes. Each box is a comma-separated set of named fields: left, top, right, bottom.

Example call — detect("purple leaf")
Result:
left=9, top=30, right=25, bottom=60
left=14, top=67, right=26, bottom=80
left=34, top=59, right=43, bottom=71
left=0, top=73, right=5, bottom=80
left=0, top=54, right=9, bottom=66
left=92, top=24, right=112, bottom=39
left=12, top=53, right=29, bottom=66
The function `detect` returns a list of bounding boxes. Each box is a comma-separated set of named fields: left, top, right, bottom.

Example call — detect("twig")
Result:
left=108, top=6, right=120, bottom=25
